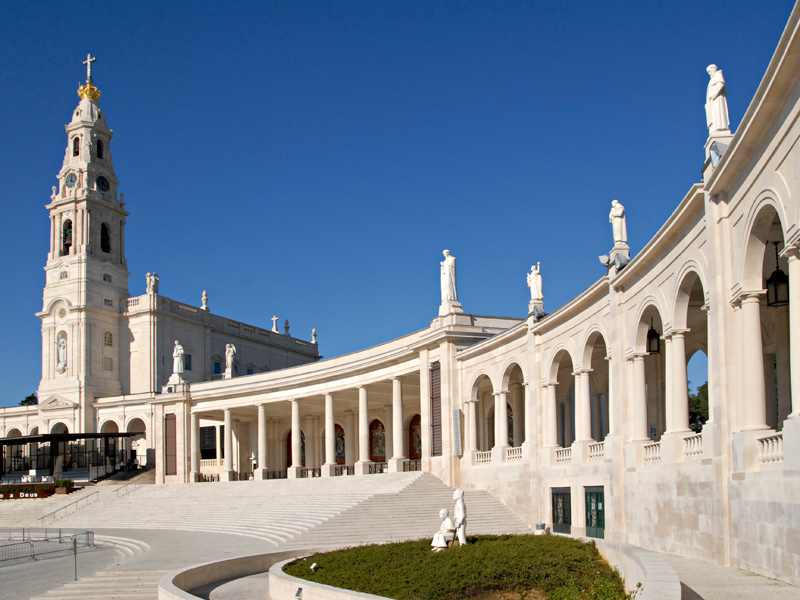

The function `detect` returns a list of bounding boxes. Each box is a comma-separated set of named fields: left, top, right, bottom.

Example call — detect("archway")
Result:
left=100, top=420, right=119, bottom=434
left=127, top=418, right=147, bottom=466
left=549, top=349, right=575, bottom=448
left=334, top=423, right=346, bottom=465
left=687, top=351, right=709, bottom=432
left=502, top=363, right=526, bottom=446
left=369, top=419, right=386, bottom=462
left=408, top=414, right=421, bottom=460
left=583, top=332, right=610, bottom=442
left=50, top=422, right=68, bottom=434
left=472, top=375, right=494, bottom=451
left=635, top=306, right=666, bottom=441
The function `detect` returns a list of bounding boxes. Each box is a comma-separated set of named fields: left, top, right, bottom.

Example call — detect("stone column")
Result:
left=575, top=370, right=592, bottom=442
left=356, top=386, right=371, bottom=473
left=670, top=331, right=691, bottom=432
left=221, top=409, right=234, bottom=481
left=189, top=412, right=200, bottom=482
left=545, top=384, right=558, bottom=447
left=344, top=410, right=355, bottom=466
left=322, top=394, right=336, bottom=476
left=254, top=403, right=268, bottom=480
left=466, top=399, right=478, bottom=452
left=632, top=355, right=649, bottom=440
left=524, top=383, right=533, bottom=444
left=741, top=294, right=769, bottom=430
left=389, top=378, right=405, bottom=472
left=289, top=400, right=302, bottom=477
left=592, top=393, right=603, bottom=441
left=303, top=415, right=316, bottom=469
left=494, top=392, right=509, bottom=449
left=663, top=335, right=673, bottom=433
left=787, top=251, right=800, bottom=418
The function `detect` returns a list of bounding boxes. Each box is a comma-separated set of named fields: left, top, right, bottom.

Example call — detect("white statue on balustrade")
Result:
left=172, top=340, right=184, bottom=375
left=705, top=64, right=730, bottom=133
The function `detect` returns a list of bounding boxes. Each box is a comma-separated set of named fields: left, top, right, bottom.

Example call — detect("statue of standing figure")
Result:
left=431, top=508, right=456, bottom=551
left=527, top=262, right=543, bottom=302
left=225, top=343, right=236, bottom=371
left=56, top=333, right=67, bottom=373
left=453, top=488, right=467, bottom=545
left=146, top=273, right=159, bottom=295
left=440, top=250, right=458, bottom=303
left=609, top=200, right=628, bottom=246
left=172, top=341, right=184, bottom=375
left=705, top=64, right=730, bottom=133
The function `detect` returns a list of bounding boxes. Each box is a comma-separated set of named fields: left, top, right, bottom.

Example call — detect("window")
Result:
left=104, top=331, right=113, bottom=347
left=103, top=357, right=113, bottom=371
left=104, top=298, right=113, bottom=307
left=101, top=223, right=110, bottom=253
left=200, top=426, right=216, bottom=459
left=103, top=274, right=112, bottom=283
left=246, top=368, right=253, bottom=375
left=72, top=137, right=79, bottom=157
left=185, top=354, right=192, bottom=371
left=214, top=361, right=222, bottom=375
left=60, top=272, right=68, bottom=280
left=97, top=139, right=104, bottom=159
left=62, top=220, right=72, bottom=255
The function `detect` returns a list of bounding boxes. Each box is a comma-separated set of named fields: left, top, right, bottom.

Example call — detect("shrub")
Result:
left=54, top=479, right=74, bottom=488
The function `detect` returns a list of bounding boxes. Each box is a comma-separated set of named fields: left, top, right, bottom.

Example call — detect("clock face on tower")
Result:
left=96, top=175, right=110, bottom=192
left=65, top=173, right=77, bottom=188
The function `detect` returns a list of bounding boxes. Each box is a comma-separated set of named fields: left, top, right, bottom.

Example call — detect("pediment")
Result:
left=39, top=395, right=77, bottom=410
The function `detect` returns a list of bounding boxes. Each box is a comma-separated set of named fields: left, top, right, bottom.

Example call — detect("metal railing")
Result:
left=0, top=528, right=94, bottom=564
left=506, top=446, right=523, bottom=462
left=38, top=491, right=99, bottom=524
left=643, top=441, right=661, bottom=465
left=112, top=483, right=141, bottom=499
left=368, top=462, right=388, bottom=474
left=333, top=465, right=354, bottom=476
left=300, top=468, right=321, bottom=478
left=683, top=433, right=703, bottom=459
left=402, top=459, right=421, bottom=472
left=758, top=432, right=783, bottom=463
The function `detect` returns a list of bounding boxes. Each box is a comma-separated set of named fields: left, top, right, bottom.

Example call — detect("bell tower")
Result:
left=37, top=55, right=130, bottom=433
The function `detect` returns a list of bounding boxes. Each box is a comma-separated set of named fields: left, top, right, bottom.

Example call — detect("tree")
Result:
left=689, top=382, right=708, bottom=432
left=20, top=393, right=38, bottom=406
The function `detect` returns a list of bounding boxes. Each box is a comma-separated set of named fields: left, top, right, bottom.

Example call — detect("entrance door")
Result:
left=552, top=487, right=571, bottom=534
left=585, top=486, right=605, bottom=539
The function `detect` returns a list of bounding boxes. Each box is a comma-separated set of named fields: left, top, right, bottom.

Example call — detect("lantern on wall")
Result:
left=766, top=241, right=789, bottom=308
left=646, top=317, right=661, bottom=354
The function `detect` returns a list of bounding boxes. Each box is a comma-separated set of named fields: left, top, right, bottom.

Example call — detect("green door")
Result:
left=585, top=486, right=605, bottom=539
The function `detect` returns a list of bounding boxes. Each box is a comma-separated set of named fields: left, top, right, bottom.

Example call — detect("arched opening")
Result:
left=502, top=364, right=526, bottom=446
left=97, top=139, right=104, bottom=159
left=101, top=223, right=111, bottom=253
left=674, top=271, right=709, bottom=435
left=369, top=419, right=386, bottom=462
left=286, top=430, right=305, bottom=467
left=100, top=421, right=119, bottom=434
left=334, top=423, right=346, bottom=465
left=72, top=137, right=79, bottom=157
left=742, top=205, right=791, bottom=430
left=50, top=423, right=68, bottom=435
left=472, top=375, right=494, bottom=451
left=583, top=332, right=610, bottom=442
left=127, top=418, right=147, bottom=467
left=6, top=428, right=22, bottom=438
left=4, top=429, right=23, bottom=474
left=408, top=414, right=421, bottom=459
left=636, top=306, right=667, bottom=441
left=550, top=350, right=575, bottom=448
left=62, top=220, right=73, bottom=255
left=687, top=351, right=709, bottom=432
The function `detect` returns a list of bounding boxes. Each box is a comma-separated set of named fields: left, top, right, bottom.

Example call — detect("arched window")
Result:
left=72, top=137, right=79, bottom=157
left=97, top=139, right=104, bottom=159
left=104, top=331, right=113, bottom=347
left=100, top=223, right=110, bottom=253
left=62, top=220, right=73, bottom=255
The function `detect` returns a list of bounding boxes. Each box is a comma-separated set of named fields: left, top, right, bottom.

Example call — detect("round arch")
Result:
left=50, top=422, right=69, bottom=434
left=100, top=420, right=119, bottom=434
left=5, top=428, right=22, bottom=438
left=740, top=192, right=789, bottom=290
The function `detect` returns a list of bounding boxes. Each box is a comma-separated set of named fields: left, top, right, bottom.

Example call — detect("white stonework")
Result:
left=3, top=7, right=800, bottom=589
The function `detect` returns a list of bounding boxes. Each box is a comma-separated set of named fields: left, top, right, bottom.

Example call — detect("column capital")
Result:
left=572, top=368, right=592, bottom=376
left=493, top=389, right=509, bottom=397
left=780, top=243, right=800, bottom=260
left=731, top=289, right=765, bottom=308
left=663, top=328, right=690, bottom=340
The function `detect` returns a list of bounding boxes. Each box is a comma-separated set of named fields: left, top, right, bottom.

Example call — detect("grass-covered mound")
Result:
left=284, top=535, right=631, bottom=600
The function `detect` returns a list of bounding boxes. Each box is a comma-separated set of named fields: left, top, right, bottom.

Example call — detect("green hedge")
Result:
left=54, top=479, right=74, bottom=488
left=284, top=535, right=632, bottom=600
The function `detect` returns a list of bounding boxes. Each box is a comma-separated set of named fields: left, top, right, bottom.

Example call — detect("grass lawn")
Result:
left=284, top=534, right=632, bottom=600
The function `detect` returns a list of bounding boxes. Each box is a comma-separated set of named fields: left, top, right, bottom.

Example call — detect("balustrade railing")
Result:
left=402, top=459, right=421, bottom=472
left=683, top=433, right=703, bottom=459
left=474, top=450, right=492, bottom=466
left=39, top=491, right=99, bottom=524
left=555, top=447, right=572, bottom=465
left=643, top=442, right=661, bottom=465
left=588, top=442, right=605, bottom=462
left=333, top=465, right=354, bottom=476
left=505, top=446, right=523, bottom=462
left=757, top=433, right=784, bottom=464
left=368, top=462, right=388, bottom=474
left=199, top=459, right=219, bottom=467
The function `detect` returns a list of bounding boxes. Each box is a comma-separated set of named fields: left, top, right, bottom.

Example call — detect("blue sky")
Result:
left=0, top=1, right=794, bottom=407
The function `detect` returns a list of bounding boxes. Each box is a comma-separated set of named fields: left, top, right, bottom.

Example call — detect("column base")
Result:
left=387, top=457, right=406, bottom=473
left=321, top=463, right=338, bottom=477
left=189, top=471, right=202, bottom=483
left=219, top=470, right=235, bottom=482
left=783, top=416, right=800, bottom=469
left=354, top=461, right=373, bottom=475
left=491, top=445, right=509, bottom=464
left=287, top=466, right=303, bottom=479
left=253, top=468, right=270, bottom=481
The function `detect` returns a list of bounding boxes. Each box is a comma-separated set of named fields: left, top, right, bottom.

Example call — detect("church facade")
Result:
left=3, top=6, right=800, bottom=587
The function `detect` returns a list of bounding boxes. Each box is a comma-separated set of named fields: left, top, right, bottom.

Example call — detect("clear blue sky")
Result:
left=0, top=1, right=793, bottom=407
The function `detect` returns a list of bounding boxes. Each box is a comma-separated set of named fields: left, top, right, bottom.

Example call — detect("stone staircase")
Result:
left=29, top=570, right=169, bottom=600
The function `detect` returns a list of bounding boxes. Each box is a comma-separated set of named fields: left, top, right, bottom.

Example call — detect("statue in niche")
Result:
left=609, top=200, right=628, bottom=246
left=225, top=343, right=236, bottom=370
left=705, top=64, right=730, bottom=133
left=440, top=249, right=458, bottom=303
left=172, top=340, right=184, bottom=374
left=527, top=262, right=543, bottom=302
left=431, top=508, right=456, bottom=551
left=453, top=488, right=467, bottom=545
left=56, top=333, right=67, bottom=373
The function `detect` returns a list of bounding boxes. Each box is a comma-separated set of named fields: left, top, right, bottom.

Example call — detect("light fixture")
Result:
left=646, top=317, right=661, bottom=354
left=766, top=241, right=789, bottom=308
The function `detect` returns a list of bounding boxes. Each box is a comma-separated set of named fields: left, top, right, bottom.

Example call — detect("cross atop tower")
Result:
left=83, top=53, right=96, bottom=83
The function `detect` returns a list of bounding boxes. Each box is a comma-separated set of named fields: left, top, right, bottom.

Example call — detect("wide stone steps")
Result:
left=30, top=570, right=170, bottom=600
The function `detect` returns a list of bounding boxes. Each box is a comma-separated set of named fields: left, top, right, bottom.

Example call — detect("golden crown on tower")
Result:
left=77, top=53, right=101, bottom=101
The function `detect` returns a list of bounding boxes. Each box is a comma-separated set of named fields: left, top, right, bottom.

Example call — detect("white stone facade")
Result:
left=4, top=8, right=800, bottom=588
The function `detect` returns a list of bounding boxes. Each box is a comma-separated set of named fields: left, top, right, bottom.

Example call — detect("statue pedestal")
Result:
left=439, top=300, right=463, bottom=316
left=528, top=300, right=544, bottom=317
left=163, top=375, right=189, bottom=394
left=321, top=463, right=338, bottom=477
left=387, top=456, right=405, bottom=473
left=224, top=368, right=232, bottom=380
left=609, top=244, right=630, bottom=265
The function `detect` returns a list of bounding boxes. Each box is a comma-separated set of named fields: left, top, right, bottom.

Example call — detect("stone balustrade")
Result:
left=474, top=450, right=492, bottom=466
left=588, top=441, right=605, bottom=462
left=506, top=446, right=523, bottom=462
left=555, top=447, right=572, bottom=465
left=683, top=433, right=703, bottom=459
left=757, top=433, right=784, bottom=464
left=643, top=442, right=661, bottom=466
